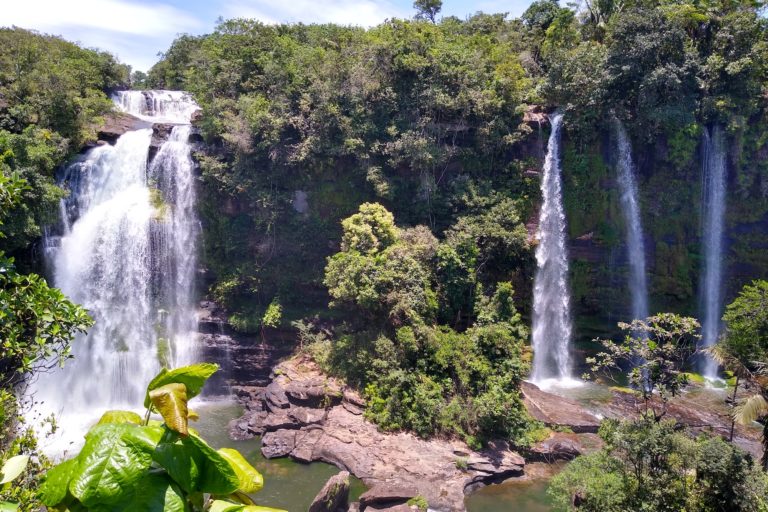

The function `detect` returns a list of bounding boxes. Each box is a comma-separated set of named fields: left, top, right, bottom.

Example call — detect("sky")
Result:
left=2, top=0, right=533, bottom=72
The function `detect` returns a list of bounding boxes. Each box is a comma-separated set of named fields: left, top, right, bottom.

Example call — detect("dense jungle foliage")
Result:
left=147, top=0, right=768, bottom=334
left=3, top=1, right=768, bottom=507
left=0, top=27, right=129, bottom=261
left=141, top=0, right=768, bottom=443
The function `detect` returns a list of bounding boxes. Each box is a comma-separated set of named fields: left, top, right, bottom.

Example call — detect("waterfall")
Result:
left=114, top=90, right=199, bottom=124
left=700, top=126, right=727, bottom=378
left=531, top=113, right=576, bottom=386
left=31, top=92, right=200, bottom=451
left=613, top=120, right=649, bottom=323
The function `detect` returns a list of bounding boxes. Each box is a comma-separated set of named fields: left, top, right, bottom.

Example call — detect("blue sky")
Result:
left=3, top=0, right=534, bottom=72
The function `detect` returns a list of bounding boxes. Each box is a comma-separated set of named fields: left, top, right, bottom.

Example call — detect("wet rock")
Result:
left=151, top=123, right=175, bottom=147
left=309, top=471, right=350, bottom=512
left=521, top=382, right=601, bottom=433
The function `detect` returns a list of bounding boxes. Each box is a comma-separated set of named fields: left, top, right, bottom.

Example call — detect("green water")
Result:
left=465, top=478, right=554, bottom=512
left=194, top=400, right=366, bottom=511
left=195, top=400, right=567, bottom=512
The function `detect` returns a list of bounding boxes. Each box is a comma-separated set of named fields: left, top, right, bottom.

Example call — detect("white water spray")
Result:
left=531, top=113, right=576, bottom=386
left=32, top=92, right=200, bottom=452
left=700, top=126, right=727, bottom=378
left=613, top=120, right=649, bottom=323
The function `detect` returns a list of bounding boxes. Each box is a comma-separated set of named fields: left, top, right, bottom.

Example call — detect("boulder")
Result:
left=261, top=430, right=296, bottom=458
left=151, top=123, right=176, bottom=148
left=526, top=432, right=587, bottom=462
left=265, top=381, right=291, bottom=409
left=95, top=111, right=148, bottom=145
left=309, top=471, right=350, bottom=512
left=521, top=381, right=601, bottom=433
left=359, top=485, right=418, bottom=509
left=289, top=406, right=327, bottom=426
left=285, top=378, right=340, bottom=407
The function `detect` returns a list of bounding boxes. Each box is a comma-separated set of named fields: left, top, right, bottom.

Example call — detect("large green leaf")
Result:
left=152, top=431, right=239, bottom=495
left=144, top=363, right=218, bottom=408
left=68, top=423, right=163, bottom=507
left=39, top=457, right=78, bottom=506
left=96, top=410, right=143, bottom=426
left=217, top=448, right=263, bottom=494
left=186, top=434, right=239, bottom=494
left=149, top=383, right=189, bottom=436
left=0, top=502, right=19, bottom=511
left=152, top=432, right=202, bottom=494
left=92, top=473, right=187, bottom=512
left=0, top=455, right=28, bottom=484
left=208, top=500, right=287, bottom=512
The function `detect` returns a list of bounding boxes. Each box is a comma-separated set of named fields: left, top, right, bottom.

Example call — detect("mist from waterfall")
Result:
left=613, top=120, right=650, bottom=324
left=700, top=126, right=727, bottom=378
left=531, top=113, right=575, bottom=386
left=31, top=92, right=200, bottom=452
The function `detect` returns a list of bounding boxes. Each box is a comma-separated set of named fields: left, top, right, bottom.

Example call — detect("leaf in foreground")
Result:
left=68, top=423, right=163, bottom=507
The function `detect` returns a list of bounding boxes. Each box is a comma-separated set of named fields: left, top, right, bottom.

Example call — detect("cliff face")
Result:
left=195, top=109, right=768, bottom=346
left=560, top=119, right=768, bottom=345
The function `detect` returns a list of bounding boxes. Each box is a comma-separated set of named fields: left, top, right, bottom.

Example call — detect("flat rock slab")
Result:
left=521, top=382, right=601, bottom=433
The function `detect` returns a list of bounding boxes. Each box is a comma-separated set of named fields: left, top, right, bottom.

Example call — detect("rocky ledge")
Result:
left=231, top=357, right=528, bottom=512
left=93, top=111, right=149, bottom=146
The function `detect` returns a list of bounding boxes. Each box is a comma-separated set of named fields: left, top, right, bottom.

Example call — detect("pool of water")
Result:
left=194, top=400, right=366, bottom=510
left=465, top=462, right=564, bottom=512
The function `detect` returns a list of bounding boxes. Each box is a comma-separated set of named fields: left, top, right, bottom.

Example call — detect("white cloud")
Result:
left=2, top=0, right=204, bottom=71
left=223, top=0, right=408, bottom=27
left=3, top=0, right=201, bottom=36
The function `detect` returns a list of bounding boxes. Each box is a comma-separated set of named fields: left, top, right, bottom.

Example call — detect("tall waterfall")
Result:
left=700, top=126, right=727, bottom=378
left=531, top=113, right=575, bottom=386
left=32, top=91, right=200, bottom=449
left=613, top=120, right=649, bottom=323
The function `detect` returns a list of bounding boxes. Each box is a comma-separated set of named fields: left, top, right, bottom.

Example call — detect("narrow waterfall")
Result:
left=531, top=113, right=575, bottom=386
left=613, top=120, right=649, bottom=323
left=700, top=126, right=727, bottom=378
left=32, top=91, right=200, bottom=448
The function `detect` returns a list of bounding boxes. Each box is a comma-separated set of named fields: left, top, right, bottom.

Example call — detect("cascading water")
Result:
left=114, top=90, right=199, bottom=124
left=31, top=91, right=200, bottom=452
left=613, top=120, right=649, bottom=323
left=531, top=113, right=576, bottom=387
left=700, top=126, right=727, bottom=378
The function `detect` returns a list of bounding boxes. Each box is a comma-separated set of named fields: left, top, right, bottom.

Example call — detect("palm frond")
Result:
left=734, top=394, right=768, bottom=425
left=702, top=344, right=729, bottom=367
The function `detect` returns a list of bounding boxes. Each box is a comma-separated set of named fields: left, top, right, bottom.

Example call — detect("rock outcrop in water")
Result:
left=230, top=357, right=526, bottom=512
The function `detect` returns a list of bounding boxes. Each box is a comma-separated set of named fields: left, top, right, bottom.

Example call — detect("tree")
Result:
left=261, top=297, right=282, bottom=344
left=549, top=418, right=768, bottom=511
left=725, top=281, right=768, bottom=468
left=130, top=70, right=148, bottom=89
left=587, top=314, right=700, bottom=420
left=0, top=172, right=93, bottom=389
left=413, top=0, right=441, bottom=22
